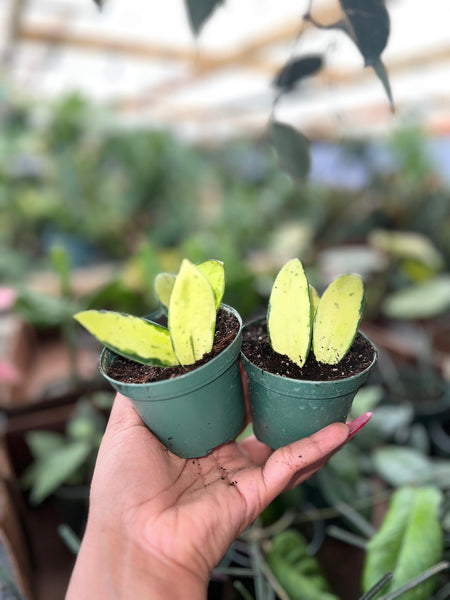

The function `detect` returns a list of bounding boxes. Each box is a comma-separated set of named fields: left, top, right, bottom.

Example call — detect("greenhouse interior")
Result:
left=0, top=0, right=450, bottom=598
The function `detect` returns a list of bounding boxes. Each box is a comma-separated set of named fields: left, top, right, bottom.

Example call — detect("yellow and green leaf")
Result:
left=197, top=259, right=225, bottom=310
left=154, top=259, right=224, bottom=312
left=154, top=272, right=176, bottom=310
left=309, top=284, right=320, bottom=322
left=267, top=258, right=311, bottom=367
left=312, top=274, right=364, bottom=365
left=168, top=259, right=216, bottom=366
left=74, top=310, right=178, bottom=366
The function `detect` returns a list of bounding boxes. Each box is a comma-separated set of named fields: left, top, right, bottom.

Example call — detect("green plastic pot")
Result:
left=100, top=305, right=244, bottom=458
left=241, top=325, right=377, bottom=449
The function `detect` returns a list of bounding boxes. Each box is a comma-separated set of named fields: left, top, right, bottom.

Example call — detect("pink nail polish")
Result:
left=347, top=412, right=372, bottom=437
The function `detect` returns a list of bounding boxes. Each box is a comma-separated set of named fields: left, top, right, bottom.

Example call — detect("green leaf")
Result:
left=25, top=440, right=93, bottom=504
left=197, top=259, right=225, bottom=310
left=372, top=446, right=432, bottom=488
left=339, top=0, right=390, bottom=67
left=369, top=229, right=443, bottom=271
left=25, top=431, right=65, bottom=460
left=363, top=486, right=443, bottom=599
left=309, top=2, right=392, bottom=107
left=270, top=121, right=310, bottom=181
left=266, top=530, right=338, bottom=600
left=50, top=244, right=72, bottom=296
left=185, top=0, right=223, bottom=36
left=382, top=276, right=450, bottom=319
left=312, top=274, right=364, bottom=365
left=168, top=259, right=216, bottom=366
left=74, top=310, right=178, bottom=366
left=273, top=55, right=323, bottom=91
left=154, top=272, right=176, bottom=310
left=267, top=258, right=311, bottom=367
left=15, top=288, right=78, bottom=328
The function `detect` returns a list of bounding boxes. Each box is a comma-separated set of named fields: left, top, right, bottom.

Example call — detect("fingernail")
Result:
left=347, top=412, right=372, bottom=437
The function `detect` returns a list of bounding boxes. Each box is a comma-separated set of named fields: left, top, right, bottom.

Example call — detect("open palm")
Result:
left=87, top=392, right=350, bottom=587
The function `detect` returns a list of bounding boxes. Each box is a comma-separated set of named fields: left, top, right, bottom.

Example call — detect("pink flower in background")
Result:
left=0, top=360, right=21, bottom=384
left=0, top=287, right=16, bottom=312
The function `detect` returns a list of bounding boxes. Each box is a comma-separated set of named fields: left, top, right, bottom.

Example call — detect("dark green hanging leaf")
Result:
left=270, top=121, right=310, bottom=180
left=93, top=0, right=104, bottom=8
left=339, top=0, right=390, bottom=67
left=373, top=58, right=394, bottom=111
left=305, top=4, right=393, bottom=110
left=185, top=0, right=223, bottom=36
left=273, top=55, right=324, bottom=91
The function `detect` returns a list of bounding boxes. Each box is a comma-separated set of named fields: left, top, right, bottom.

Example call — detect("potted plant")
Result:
left=74, top=259, right=245, bottom=458
left=241, top=258, right=377, bottom=449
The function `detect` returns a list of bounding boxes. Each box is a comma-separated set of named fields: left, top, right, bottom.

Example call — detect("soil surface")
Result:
left=106, top=308, right=240, bottom=384
left=241, top=319, right=375, bottom=382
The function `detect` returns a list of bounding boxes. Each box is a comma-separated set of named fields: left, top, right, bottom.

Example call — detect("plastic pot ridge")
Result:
left=100, top=305, right=244, bottom=458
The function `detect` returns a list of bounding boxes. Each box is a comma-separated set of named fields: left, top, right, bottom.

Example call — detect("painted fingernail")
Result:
left=347, top=412, right=373, bottom=437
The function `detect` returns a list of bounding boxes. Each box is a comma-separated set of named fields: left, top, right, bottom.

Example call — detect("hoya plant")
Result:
left=74, top=258, right=225, bottom=367
left=267, top=258, right=364, bottom=367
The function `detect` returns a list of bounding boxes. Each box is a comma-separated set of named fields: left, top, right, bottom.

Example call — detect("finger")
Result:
left=107, top=392, right=146, bottom=432
left=260, top=422, right=349, bottom=506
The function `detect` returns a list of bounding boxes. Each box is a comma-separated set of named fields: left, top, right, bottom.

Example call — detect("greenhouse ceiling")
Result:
left=1, top=0, right=449, bottom=142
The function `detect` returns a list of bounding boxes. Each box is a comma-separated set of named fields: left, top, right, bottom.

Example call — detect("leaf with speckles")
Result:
left=155, top=259, right=224, bottom=312
left=168, top=259, right=216, bottom=366
left=197, top=259, right=225, bottom=310
left=312, top=274, right=364, bottom=365
left=155, top=272, right=176, bottom=311
left=267, top=258, right=311, bottom=367
left=74, top=310, right=178, bottom=366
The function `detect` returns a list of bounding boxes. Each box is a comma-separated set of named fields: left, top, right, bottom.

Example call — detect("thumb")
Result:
left=260, top=422, right=349, bottom=505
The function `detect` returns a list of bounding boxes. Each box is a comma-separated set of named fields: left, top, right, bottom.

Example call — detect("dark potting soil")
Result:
left=241, top=319, right=375, bottom=382
left=106, top=308, right=240, bottom=384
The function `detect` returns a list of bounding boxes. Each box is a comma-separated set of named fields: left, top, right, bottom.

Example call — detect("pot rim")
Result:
left=100, top=303, right=242, bottom=393
left=240, top=321, right=377, bottom=392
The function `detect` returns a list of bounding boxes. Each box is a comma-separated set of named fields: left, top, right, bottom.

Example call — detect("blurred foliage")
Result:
left=0, top=88, right=449, bottom=329
left=22, top=392, right=114, bottom=505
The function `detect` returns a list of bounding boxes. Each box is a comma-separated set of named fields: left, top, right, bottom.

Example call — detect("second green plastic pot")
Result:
left=100, top=305, right=244, bottom=458
left=241, top=329, right=377, bottom=449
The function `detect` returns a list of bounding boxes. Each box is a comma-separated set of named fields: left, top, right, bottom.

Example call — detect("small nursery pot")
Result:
left=100, top=305, right=244, bottom=458
left=241, top=326, right=377, bottom=449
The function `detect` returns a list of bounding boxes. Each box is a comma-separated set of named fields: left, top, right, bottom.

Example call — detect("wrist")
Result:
left=66, top=518, right=208, bottom=599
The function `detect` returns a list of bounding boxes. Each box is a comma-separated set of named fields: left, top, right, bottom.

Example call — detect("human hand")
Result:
left=66, top=392, right=371, bottom=599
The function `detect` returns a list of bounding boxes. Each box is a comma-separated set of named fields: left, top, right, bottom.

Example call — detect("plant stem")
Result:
left=377, top=561, right=450, bottom=600
left=234, top=580, right=255, bottom=600
left=327, top=525, right=368, bottom=550
left=359, top=572, right=392, bottom=600
left=250, top=541, right=290, bottom=600
left=58, top=524, right=81, bottom=555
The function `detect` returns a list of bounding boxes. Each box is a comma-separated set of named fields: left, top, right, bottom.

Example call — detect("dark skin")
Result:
left=66, top=392, right=370, bottom=599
